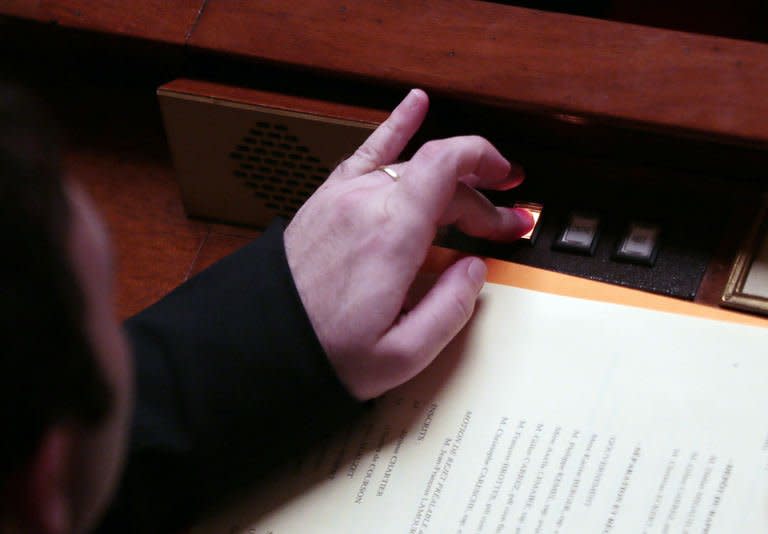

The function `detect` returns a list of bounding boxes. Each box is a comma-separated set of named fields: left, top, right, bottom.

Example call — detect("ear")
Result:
left=12, top=425, right=76, bottom=534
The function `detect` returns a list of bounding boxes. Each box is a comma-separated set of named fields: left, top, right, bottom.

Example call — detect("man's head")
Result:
left=0, top=86, right=133, bottom=532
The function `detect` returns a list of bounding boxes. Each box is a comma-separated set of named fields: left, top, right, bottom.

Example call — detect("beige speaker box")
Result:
left=157, top=79, right=387, bottom=228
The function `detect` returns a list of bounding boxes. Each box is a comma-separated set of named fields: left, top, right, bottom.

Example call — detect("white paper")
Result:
left=193, top=283, right=768, bottom=533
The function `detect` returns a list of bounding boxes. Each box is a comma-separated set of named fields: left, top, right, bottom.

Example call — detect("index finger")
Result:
left=336, top=89, right=429, bottom=177
left=397, top=135, right=512, bottom=221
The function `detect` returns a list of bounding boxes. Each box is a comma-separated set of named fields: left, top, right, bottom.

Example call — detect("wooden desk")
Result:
left=5, top=1, right=768, bottom=143
left=0, top=0, right=201, bottom=44
left=2, top=2, right=767, bottom=318
left=58, top=89, right=258, bottom=320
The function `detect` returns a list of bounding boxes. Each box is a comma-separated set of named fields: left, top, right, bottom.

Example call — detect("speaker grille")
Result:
left=230, top=120, right=332, bottom=218
left=159, top=80, right=382, bottom=228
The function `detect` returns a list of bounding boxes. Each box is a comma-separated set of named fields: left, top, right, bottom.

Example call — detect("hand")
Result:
left=284, top=89, right=532, bottom=400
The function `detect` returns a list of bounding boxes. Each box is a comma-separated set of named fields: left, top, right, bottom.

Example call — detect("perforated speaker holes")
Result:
left=229, top=121, right=332, bottom=219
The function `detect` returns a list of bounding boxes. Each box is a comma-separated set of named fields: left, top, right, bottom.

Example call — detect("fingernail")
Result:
left=499, top=162, right=525, bottom=190
left=407, top=88, right=425, bottom=107
left=467, top=258, right=487, bottom=288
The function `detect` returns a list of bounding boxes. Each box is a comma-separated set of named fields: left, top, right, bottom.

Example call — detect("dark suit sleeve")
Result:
left=96, top=220, right=363, bottom=533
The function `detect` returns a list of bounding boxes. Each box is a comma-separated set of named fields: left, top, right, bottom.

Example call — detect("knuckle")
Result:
left=449, top=289, right=475, bottom=324
left=465, top=136, right=488, bottom=160
left=417, top=139, right=446, bottom=161
left=384, top=343, right=415, bottom=368
left=353, top=142, right=384, bottom=167
left=333, top=157, right=353, bottom=177
left=378, top=338, right=423, bottom=378
left=379, top=119, right=398, bottom=138
left=427, top=308, right=456, bottom=349
left=468, top=134, right=490, bottom=147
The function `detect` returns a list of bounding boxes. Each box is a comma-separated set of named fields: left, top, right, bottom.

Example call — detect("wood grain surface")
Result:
left=190, top=0, right=768, bottom=145
left=1, top=0, right=204, bottom=44
left=73, top=154, right=255, bottom=321
left=5, top=2, right=768, bottom=144
left=49, top=83, right=258, bottom=320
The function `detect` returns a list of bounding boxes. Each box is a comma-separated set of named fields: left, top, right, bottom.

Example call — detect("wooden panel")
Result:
left=190, top=0, right=768, bottom=145
left=2, top=1, right=204, bottom=44
left=63, top=147, right=208, bottom=319
left=65, top=142, right=263, bottom=319
left=0, top=1, right=45, bottom=21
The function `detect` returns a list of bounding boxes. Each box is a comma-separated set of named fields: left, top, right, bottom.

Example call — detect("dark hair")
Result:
left=0, top=86, right=113, bottom=488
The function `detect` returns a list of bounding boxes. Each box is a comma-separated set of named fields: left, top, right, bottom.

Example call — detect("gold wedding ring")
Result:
left=376, top=165, right=400, bottom=181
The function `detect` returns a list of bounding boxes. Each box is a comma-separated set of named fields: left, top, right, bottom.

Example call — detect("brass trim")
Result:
left=157, top=89, right=379, bottom=130
left=722, top=196, right=768, bottom=315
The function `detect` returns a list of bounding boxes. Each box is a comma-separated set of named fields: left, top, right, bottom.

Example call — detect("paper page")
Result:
left=193, top=283, right=768, bottom=533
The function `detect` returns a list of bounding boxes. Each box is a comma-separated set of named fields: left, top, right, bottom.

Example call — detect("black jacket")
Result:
left=96, top=221, right=362, bottom=533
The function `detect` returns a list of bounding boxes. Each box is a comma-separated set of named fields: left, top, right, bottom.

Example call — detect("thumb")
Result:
left=372, top=257, right=486, bottom=396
